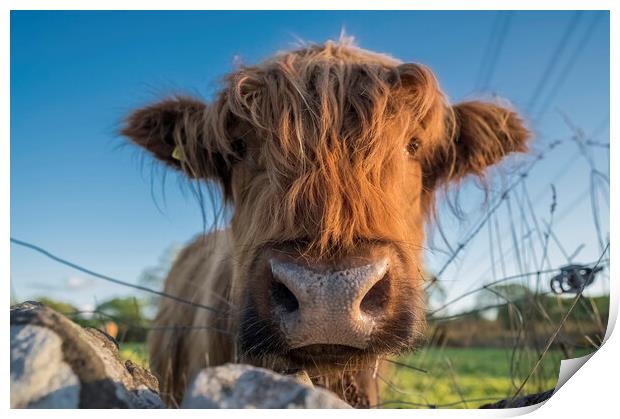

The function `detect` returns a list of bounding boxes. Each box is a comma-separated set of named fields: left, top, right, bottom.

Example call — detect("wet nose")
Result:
left=269, top=258, right=390, bottom=349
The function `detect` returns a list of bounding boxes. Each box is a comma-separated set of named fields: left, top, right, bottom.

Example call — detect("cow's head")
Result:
left=123, top=41, right=529, bottom=375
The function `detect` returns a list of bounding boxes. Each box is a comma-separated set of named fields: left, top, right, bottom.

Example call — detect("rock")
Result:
left=181, top=363, right=351, bottom=408
left=10, top=301, right=350, bottom=409
left=10, top=301, right=165, bottom=409
left=11, top=324, right=80, bottom=408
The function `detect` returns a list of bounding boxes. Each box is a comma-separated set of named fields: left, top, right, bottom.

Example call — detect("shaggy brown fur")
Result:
left=122, top=38, right=530, bottom=407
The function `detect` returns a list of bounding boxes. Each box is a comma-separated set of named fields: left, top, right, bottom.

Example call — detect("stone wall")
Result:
left=10, top=300, right=551, bottom=409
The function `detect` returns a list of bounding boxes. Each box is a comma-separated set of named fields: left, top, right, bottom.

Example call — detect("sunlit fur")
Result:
left=123, top=38, right=530, bottom=407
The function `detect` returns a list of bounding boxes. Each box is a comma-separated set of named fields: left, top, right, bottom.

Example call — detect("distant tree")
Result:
left=37, top=296, right=79, bottom=315
left=36, top=297, right=99, bottom=329
left=95, top=297, right=149, bottom=342
left=485, top=283, right=609, bottom=332
left=472, top=283, right=534, bottom=322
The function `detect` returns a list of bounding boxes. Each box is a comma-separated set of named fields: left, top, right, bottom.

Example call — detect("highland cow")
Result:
left=122, top=39, right=530, bottom=407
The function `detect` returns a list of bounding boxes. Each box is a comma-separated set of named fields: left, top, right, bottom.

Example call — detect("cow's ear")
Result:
left=122, top=96, right=232, bottom=180
left=423, top=100, right=531, bottom=188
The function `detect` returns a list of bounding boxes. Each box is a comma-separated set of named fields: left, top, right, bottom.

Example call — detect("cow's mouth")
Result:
left=285, top=344, right=372, bottom=367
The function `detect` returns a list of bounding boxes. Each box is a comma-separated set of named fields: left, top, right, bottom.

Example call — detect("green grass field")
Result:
left=118, top=343, right=593, bottom=408
left=381, top=346, right=592, bottom=408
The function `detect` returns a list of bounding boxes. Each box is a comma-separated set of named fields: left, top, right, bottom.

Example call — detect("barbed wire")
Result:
left=510, top=242, right=609, bottom=399
left=429, top=259, right=608, bottom=317
left=433, top=139, right=562, bottom=279
left=9, top=237, right=227, bottom=316
left=63, top=309, right=232, bottom=335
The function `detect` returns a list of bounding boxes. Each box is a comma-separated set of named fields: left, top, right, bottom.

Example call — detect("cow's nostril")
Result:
left=360, top=276, right=390, bottom=315
left=271, top=281, right=299, bottom=313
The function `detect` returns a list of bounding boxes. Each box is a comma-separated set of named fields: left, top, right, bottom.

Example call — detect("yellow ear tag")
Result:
left=171, top=146, right=183, bottom=161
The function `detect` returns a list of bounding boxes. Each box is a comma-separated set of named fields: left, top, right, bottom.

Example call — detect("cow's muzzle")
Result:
left=269, top=256, right=390, bottom=349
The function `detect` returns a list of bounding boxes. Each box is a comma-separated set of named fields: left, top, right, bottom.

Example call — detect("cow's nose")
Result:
left=269, top=258, right=390, bottom=349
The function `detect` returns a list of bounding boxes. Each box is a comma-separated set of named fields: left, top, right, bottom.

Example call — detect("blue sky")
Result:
left=11, top=11, right=610, bottom=312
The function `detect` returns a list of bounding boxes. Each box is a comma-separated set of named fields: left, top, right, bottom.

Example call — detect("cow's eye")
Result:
left=231, top=139, right=247, bottom=160
left=406, top=138, right=420, bottom=156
